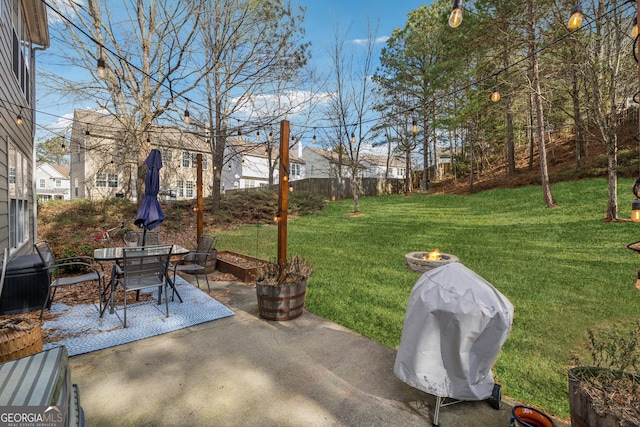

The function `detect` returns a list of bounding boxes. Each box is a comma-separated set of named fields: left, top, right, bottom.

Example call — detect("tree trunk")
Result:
left=528, top=93, right=535, bottom=170
left=527, top=0, right=555, bottom=208
left=506, top=92, right=515, bottom=177
left=572, top=62, right=584, bottom=169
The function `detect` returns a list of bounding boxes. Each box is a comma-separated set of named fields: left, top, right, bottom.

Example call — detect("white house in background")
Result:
left=221, top=141, right=305, bottom=191
left=69, top=109, right=214, bottom=201
left=360, top=154, right=406, bottom=179
left=36, top=163, right=70, bottom=202
left=302, top=147, right=407, bottom=179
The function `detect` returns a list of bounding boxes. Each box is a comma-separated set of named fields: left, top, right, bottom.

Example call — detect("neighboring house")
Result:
left=0, top=1, right=50, bottom=255
left=302, top=146, right=353, bottom=179
left=222, top=140, right=305, bottom=191
left=302, top=147, right=406, bottom=179
left=69, top=109, right=214, bottom=202
left=36, top=163, right=70, bottom=202
left=360, top=154, right=406, bottom=179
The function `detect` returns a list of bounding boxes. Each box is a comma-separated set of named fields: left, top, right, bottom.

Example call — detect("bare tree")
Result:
left=325, top=21, right=380, bottom=213
left=526, top=0, right=556, bottom=207
left=573, top=1, right=635, bottom=221
left=44, top=0, right=207, bottom=201
left=194, top=0, right=309, bottom=212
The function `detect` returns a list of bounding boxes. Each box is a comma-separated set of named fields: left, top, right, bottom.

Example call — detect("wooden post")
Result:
left=277, top=120, right=290, bottom=270
left=196, top=153, right=203, bottom=240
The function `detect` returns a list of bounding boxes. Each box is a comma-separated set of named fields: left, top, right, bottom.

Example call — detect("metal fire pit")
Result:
left=404, top=251, right=459, bottom=273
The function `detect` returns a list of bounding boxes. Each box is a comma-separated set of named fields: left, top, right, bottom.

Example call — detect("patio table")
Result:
left=95, top=245, right=190, bottom=316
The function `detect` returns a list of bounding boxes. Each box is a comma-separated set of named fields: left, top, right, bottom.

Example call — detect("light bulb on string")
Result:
left=15, top=109, right=23, bottom=125
left=448, top=0, right=463, bottom=28
left=567, top=2, right=583, bottom=29
left=96, top=46, right=107, bottom=79
left=491, top=86, right=501, bottom=103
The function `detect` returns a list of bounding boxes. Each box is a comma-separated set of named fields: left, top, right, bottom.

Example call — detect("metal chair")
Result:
left=0, top=248, right=7, bottom=304
left=35, top=240, right=105, bottom=319
left=171, top=234, right=216, bottom=292
left=115, top=245, right=173, bottom=327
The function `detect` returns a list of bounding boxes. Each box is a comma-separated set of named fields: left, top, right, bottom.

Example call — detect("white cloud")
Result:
left=351, top=36, right=390, bottom=46
left=233, top=90, right=333, bottom=118
left=46, top=0, right=82, bottom=25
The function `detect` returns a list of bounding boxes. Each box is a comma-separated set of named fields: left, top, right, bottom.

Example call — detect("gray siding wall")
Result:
left=0, top=1, right=37, bottom=255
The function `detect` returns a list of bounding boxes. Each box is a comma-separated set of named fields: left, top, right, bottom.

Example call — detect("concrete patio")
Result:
left=68, top=276, right=565, bottom=426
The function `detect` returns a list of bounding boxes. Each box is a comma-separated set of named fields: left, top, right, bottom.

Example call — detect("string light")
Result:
left=633, top=15, right=638, bottom=38
left=15, top=108, right=23, bottom=125
left=350, top=132, right=356, bottom=144
left=183, top=108, right=191, bottom=125
left=268, top=131, right=273, bottom=142
left=256, top=130, right=260, bottom=141
left=312, top=128, right=316, bottom=144
left=97, top=47, right=107, bottom=79
left=491, top=86, right=501, bottom=102
left=61, top=140, right=66, bottom=152
left=448, top=0, right=464, bottom=28
left=567, top=2, right=584, bottom=29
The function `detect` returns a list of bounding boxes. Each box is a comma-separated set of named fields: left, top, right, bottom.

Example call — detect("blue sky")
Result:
left=38, top=1, right=431, bottom=141
left=293, top=0, right=428, bottom=68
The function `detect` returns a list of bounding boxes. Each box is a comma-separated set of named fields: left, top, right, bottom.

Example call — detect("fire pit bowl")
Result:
left=405, top=251, right=460, bottom=273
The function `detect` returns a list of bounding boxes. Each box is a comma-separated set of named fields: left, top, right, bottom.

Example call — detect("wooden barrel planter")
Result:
left=256, top=279, right=307, bottom=321
left=568, top=366, right=640, bottom=427
left=0, top=318, right=43, bottom=363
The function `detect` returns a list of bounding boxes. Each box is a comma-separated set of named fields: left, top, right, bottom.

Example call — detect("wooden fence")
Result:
left=225, top=177, right=406, bottom=201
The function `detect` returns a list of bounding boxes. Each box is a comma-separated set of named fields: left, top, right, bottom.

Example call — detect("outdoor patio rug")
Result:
left=42, top=277, right=234, bottom=356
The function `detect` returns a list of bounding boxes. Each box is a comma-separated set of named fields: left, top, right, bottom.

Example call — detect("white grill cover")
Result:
left=394, top=263, right=514, bottom=400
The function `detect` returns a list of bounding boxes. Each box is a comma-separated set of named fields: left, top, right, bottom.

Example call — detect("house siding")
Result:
left=70, top=109, right=215, bottom=201
left=0, top=1, right=47, bottom=255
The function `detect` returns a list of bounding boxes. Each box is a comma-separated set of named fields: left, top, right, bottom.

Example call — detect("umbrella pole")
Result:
left=142, top=227, right=147, bottom=246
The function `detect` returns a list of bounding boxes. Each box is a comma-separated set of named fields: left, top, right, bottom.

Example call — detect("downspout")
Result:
left=31, top=45, right=47, bottom=243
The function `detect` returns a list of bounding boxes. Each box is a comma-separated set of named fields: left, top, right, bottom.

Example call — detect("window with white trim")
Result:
left=291, top=163, right=300, bottom=179
left=9, top=142, right=29, bottom=249
left=160, top=148, right=172, bottom=162
left=185, top=181, right=194, bottom=198
left=177, top=180, right=183, bottom=198
left=55, top=179, right=61, bottom=187
left=182, top=151, right=191, bottom=167
left=39, top=179, right=45, bottom=188
left=11, top=0, right=31, bottom=103
left=95, top=173, right=119, bottom=188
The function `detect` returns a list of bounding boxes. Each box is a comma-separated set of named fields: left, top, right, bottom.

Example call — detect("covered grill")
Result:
left=394, top=262, right=514, bottom=425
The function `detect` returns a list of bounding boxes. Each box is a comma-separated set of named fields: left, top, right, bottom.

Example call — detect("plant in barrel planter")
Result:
left=568, top=320, right=640, bottom=427
left=255, top=256, right=312, bottom=321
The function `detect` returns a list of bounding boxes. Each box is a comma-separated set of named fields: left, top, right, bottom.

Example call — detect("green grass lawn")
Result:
left=214, top=178, right=640, bottom=419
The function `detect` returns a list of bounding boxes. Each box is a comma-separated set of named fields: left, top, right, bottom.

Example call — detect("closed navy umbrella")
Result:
left=134, top=149, right=165, bottom=245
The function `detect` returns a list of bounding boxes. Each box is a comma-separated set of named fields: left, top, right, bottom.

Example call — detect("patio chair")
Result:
left=0, top=248, right=7, bottom=302
left=115, top=245, right=173, bottom=327
left=35, top=240, right=105, bottom=319
left=171, top=234, right=216, bottom=292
